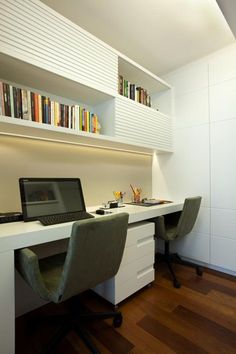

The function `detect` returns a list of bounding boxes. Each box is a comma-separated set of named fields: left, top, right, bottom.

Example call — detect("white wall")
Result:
left=153, top=42, right=236, bottom=274
left=0, top=135, right=152, bottom=211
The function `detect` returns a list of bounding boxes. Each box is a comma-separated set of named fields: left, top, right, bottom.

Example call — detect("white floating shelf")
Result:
left=0, top=116, right=172, bottom=155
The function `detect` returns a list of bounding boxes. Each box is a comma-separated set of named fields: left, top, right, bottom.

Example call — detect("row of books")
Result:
left=0, top=82, right=101, bottom=134
left=118, top=75, right=151, bottom=107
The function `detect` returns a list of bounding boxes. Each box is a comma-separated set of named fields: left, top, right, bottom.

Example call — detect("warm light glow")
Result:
left=0, top=132, right=153, bottom=156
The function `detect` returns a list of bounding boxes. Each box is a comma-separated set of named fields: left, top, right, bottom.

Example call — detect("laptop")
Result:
left=19, top=178, right=94, bottom=226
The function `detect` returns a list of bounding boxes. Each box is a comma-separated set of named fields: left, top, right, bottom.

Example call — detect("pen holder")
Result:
left=133, top=193, right=141, bottom=203
left=130, top=185, right=142, bottom=203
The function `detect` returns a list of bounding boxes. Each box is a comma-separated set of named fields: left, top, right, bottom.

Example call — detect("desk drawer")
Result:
left=120, top=235, right=154, bottom=267
left=125, top=222, right=155, bottom=248
left=116, top=252, right=155, bottom=284
left=120, top=222, right=154, bottom=267
left=94, top=253, right=155, bottom=304
left=114, top=265, right=154, bottom=304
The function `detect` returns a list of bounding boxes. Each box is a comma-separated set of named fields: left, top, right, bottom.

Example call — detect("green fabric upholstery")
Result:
left=15, top=213, right=129, bottom=303
left=155, top=196, right=202, bottom=241
left=153, top=197, right=202, bottom=289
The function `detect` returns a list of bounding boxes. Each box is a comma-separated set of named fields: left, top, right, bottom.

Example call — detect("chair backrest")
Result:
left=57, top=212, right=129, bottom=302
left=175, top=196, right=201, bottom=238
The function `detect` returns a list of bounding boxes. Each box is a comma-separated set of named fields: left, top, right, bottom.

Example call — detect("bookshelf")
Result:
left=0, top=0, right=173, bottom=155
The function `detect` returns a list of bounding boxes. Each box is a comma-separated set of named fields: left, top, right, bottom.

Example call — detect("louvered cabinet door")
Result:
left=115, top=96, right=173, bottom=152
left=0, top=0, right=118, bottom=93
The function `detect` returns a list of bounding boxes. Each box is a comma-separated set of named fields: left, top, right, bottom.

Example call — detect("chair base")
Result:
left=33, top=306, right=122, bottom=354
left=156, top=241, right=203, bottom=289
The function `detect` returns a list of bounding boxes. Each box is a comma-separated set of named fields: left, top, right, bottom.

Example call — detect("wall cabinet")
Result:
left=0, top=0, right=173, bottom=155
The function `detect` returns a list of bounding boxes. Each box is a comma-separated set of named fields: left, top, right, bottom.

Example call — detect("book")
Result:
left=3, top=83, right=11, bottom=117
left=50, top=100, right=54, bottom=125
left=64, top=104, right=68, bottom=128
left=21, top=89, right=29, bottom=119
left=68, top=106, right=72, bottom=129
left=38, top=95, right=42, bottom=123
left=119, top=75, right=152, bottom=108
left=34, top=93, right=39, bottom=122
left=30, top=92, right=35, bottom=121
left=118, top=75, right=123, bottom=95
left=41, top=96, right=46, bottom=123
left=27, top=90, right=32, bottom=120
left=54, top=101, right=60, bottom=126
left=9, top=85, right=14, bottom=117
left=0, top=81, right=101, bottom=134
left=0, top=82, right=4, bottom=116
left=15, top=87, right=22, bottom=118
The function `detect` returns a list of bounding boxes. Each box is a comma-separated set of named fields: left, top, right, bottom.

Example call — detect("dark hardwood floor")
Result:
left=16, top=263, right=236, bottom=354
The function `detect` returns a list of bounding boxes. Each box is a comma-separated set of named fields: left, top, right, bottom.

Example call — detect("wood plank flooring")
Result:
left=16, top=263, right=236, bottom=353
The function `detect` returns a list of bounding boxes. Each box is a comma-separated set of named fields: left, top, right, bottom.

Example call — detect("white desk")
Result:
left=0, top=202, right=183, bottom=354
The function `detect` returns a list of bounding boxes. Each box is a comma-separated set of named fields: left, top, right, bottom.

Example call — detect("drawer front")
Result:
left=93, top=254, right=155, bottom=305
left=114, top=265, right=154, bottom=304
left=126, top=222, right=155, bottom=248
left=0, top=0, right=118, bottom=92
left=120, top=222, right=154, bottom=267
left=120, top=236, right=154, bottom=267
left=115, top=96, right=172, bottom=151
left=116, top=252, right=155, bottom=284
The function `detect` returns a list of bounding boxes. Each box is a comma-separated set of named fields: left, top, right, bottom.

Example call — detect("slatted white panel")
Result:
left=0, top=0, right=118, bottom=93
left=115, top=97, right=173, bottom=151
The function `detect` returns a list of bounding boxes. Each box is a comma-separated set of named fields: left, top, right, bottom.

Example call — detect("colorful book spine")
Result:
left=34, top=93, right=39, bottom=122
left=119, top=75, right=152, bottom=108
left=50, top=101, right=54, bottom=126
left=21, top=89, right=29, bottom=119
left=38, top=95, right=42, bottom=123
left=30, top=92, right=35, bottom=121
left=0, top=82, right=4, bottom=116
left=0, top=81, right=101, bottom=134
left=118, top=75, right=123, bottom=95
left=3, top=83, right=11, bottom=117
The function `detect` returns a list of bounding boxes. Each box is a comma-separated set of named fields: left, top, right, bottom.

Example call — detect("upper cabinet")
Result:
left=0, top=0, right=117, bottom=102
left=0, top=0, right=173, bottom=154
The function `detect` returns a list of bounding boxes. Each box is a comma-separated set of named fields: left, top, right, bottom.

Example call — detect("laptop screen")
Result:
left=19, top=178, right=86, bottom=221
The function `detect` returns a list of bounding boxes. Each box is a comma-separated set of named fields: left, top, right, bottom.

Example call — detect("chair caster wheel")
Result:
left=173, top=280, right=181, bottom=288
left=196, top=266, right=203, bottom=276
left=113, top=313, right=123, bottom=328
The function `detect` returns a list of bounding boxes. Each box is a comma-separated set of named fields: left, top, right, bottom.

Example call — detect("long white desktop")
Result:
left=0, top=201, right=183, bottom=354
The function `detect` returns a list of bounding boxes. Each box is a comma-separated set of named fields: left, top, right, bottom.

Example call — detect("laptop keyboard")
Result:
left=38, top=212, right=94, bottom=226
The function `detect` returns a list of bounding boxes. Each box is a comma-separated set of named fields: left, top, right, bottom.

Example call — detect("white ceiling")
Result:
left=41, top=0, right=235, bottom=76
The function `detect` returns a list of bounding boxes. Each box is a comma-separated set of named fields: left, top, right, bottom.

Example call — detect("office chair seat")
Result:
left=15, top=213, right=129, bottom=354
left=154, top=196, right=203, bottom=288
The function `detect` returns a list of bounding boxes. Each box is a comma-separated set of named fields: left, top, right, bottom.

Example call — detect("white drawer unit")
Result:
left=94, top=221, right=155, bottom=305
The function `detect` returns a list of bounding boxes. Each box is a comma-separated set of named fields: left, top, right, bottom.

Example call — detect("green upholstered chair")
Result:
left=154, top=197, right=203, bottom=288
left=15, top=212, right=129, bottom=354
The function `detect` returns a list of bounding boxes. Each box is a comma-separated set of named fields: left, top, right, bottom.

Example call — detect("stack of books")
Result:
left=0, top=81, right=101, bottom=134
left=118, top=75, right=152, bottom=107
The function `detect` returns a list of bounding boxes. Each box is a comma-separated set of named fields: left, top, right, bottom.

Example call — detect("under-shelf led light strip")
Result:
left=0, top=131, right=154, bottom=156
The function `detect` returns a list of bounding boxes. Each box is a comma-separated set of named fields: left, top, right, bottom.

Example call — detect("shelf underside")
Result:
left=0, top=117, right=172, bottom=155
